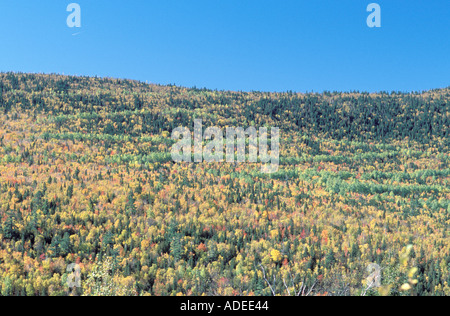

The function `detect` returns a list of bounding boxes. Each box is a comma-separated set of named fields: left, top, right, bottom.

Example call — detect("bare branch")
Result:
left=283, top=278, right=291, bottom=296
left=361, top=278, right=376, bottom=296
left=259, top=263, right=276, bottom=296
left=305, top=280, right=317, bottom=297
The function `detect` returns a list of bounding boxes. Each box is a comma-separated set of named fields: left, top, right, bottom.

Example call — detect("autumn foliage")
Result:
left=0, top=72, right=449, bottom=296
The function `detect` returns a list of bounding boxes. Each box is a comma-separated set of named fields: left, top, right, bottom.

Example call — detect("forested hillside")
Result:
left=0, top=72, right=449, bottom=296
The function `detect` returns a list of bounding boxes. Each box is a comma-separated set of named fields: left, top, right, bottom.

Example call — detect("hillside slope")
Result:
left=0, top=72, right=449, bottom=296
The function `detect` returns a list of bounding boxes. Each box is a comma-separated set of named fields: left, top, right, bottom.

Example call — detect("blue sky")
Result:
left=0, top=1, right=449, bottom=93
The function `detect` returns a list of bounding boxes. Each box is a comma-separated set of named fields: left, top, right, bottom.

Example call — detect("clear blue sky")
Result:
left=0, top=1, right=449, bottom=93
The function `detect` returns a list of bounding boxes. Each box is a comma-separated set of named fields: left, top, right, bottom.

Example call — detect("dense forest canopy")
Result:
left=0, top=72, right=449, bottom=296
